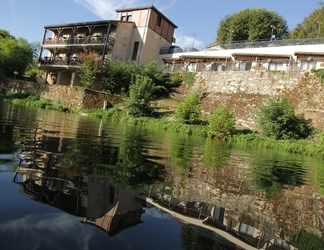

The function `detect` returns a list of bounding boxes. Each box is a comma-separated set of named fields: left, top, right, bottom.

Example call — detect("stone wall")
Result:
left=2, top=70, right=324, bottom=129
left=0, top=78, right=124, bottom=110
left=172, top=70, right=324, bottom=129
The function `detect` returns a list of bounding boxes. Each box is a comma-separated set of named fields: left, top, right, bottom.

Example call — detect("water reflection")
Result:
left=250, top=154, right=307, bottom=199
left=11, top=143, right=297, bottom=249
left=2, top=103, right=324, bottom=249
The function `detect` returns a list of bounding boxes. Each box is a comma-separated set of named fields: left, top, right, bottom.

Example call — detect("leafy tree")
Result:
left=0, top=30, right=34, bottom=77
left=255, top=97, right=313, bottom=140
left=207, top=105, right=235, bottom=139
left=174, top=93, right=200, bottom=124
left=215, top=8, right=289, bottom=43
left=126, top=74, right=156, bottom=117
left=100, top=60, right=131, bottom=95
left=290, top=3, right=324, bottom=38
left=78, top=51, right=102, bottom=88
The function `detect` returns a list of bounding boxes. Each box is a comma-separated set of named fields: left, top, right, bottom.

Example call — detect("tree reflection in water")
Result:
left=250, top=154, right=307, bottom=199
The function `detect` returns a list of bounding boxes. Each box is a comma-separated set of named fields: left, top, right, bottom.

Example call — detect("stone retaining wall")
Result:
left=0, top=79, right=124, bottom=110
left=1, top=70, right=324, bottom=129
left=172, top=70, right=324, bottom=129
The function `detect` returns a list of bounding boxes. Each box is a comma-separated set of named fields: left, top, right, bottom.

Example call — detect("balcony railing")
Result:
left=40, top=56, right=81, bottom=66
left=160, top=36, right=324, bottom=54
left=43, top=35, right=115, bottom=47
left=162, top=59, right=322, bottom=73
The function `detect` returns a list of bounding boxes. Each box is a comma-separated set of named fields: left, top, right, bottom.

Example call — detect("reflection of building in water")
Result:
left=13, top=151, right=145, bottom=236
left=13, top=149, right=83, bottom=215
left=81, top=176, right=144, bottom=236
left=145, top=185, right=297, bottom=250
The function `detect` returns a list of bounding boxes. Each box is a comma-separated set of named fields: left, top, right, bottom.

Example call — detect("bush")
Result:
left=78, top=52, right=102, bottom=89
left=255, top=96, right=313, bottom=140
left=100, top=60, right=131, bottom=95
left=207, top=105, right=235, bottom=139
left=126, top=74, right=155, bottom=117
left=174, top=93, right=200, bottom=124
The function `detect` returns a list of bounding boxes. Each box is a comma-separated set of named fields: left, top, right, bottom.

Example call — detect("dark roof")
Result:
left=294, top=51, right=324, bottom=57
left=232, top=53, right=291, bottom=59
left=44, top=20, right=120, bottom=29
left=116, top=5, right=178, bottom=28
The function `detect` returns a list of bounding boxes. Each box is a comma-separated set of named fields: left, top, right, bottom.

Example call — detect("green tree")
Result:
left=101, top=60, right=131, bottom=95
left=207, top=105, right=235, bottom=139
left=78, top=51, right=102, bottom=88
left=290, top=3, right=324, bottom=38
left=255, top=97, right=313, bottom=140
left=0, top=30, right=34, bottom=77
left=215, top=8, right=289, bottom=43
left=126, top=74, right=156, bottom=117
left=174, top=93, right=200, bottom=124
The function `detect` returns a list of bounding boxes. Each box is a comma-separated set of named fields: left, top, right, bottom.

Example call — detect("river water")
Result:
left=1, top=101, right=324, bottom=250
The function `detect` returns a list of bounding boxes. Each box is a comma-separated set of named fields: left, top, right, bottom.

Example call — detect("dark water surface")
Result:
left=1, top=101, right=324, bottom=250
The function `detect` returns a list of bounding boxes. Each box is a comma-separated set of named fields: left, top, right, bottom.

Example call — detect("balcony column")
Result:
left=70, top=72, right=76, bottom=87
left=102, top=23, right=112, bottom=61
left=56, top=72, right=62, bottom=85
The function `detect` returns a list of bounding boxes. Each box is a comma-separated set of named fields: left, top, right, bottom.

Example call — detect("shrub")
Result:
left=255, top=96, right=313, bottom=140
left=183, top=72, right=196, bottom=86
left=126, top=74, right=155, bottom=117
left=311, top=68, right=324, bottom=83
left=100, top=60, right=131, bottom=95
left=174, top=93, right=200, bottom=124
left=78, top=52, right=102, bottom=89
left=207, top=105, right=235, bottom=139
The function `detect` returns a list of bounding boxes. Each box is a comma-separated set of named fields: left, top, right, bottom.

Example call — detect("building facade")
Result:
left=38, top=5, right=177, bottom=87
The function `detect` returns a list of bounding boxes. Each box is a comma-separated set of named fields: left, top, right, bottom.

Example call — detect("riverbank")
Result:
left=3, top=92, right=324, bottom=159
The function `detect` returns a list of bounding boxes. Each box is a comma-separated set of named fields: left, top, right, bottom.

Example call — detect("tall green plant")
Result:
left=174, top=93, right=200, bottom=124
left=207, top=105, right=235, bottom=139
left=126, top=74, right=156, bottom=117
left=255, top=97, right=313, bottom=140
left=100, top=60, right=131, bottom=95
left=78, top=51, right=102, bottom=89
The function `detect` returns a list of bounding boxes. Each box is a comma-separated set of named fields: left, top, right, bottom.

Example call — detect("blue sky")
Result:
left=1, top=0, right=322, bottom=47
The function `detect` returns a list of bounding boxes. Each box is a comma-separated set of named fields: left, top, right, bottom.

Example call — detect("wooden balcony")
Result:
left=39, top=56, right=82, bottom=67
left=43, top=35, right=115, bottom=47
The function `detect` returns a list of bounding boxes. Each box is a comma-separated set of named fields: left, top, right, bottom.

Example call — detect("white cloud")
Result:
left=72, top=0, right=139, bottom=19
left=72, top=0, right=178, bottom=20
left=6, top=0, right=17, bottom=21
left=1, top=213, right=95, bottom=249
left=154, top=0, right=177, bottom=12
left=71, top=0, right=206, bottom=49
left=173, top=30, right=205, bottom=50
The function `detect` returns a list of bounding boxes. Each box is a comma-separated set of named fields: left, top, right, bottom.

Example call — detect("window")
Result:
left=300, top=60, right=315, bottom=70
left=121, top=12, right=132, bottom=21
left=239, top=62, right=246, bottom=71
left=132, top=42, right=139, bottom=61
left=239, top=223, right=255, bottom=236
left=109, top=186, right=115, bottom=204
left=269, top=62, right=283, bottom=70
left=238, top=61, right=252, bottom=71
left=156, top=15, right=162, bottom=26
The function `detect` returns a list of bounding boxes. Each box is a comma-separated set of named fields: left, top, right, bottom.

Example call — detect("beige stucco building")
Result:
left=38, top=5, right=177, bottom=87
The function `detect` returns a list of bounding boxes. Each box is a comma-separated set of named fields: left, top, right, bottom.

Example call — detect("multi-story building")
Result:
left=38, top=5, right=177, bottom=87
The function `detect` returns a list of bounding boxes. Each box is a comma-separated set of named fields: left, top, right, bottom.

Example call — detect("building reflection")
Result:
left=12, top=148, right=145, bottom=235
left=12, top=145, right=299, bottom=249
